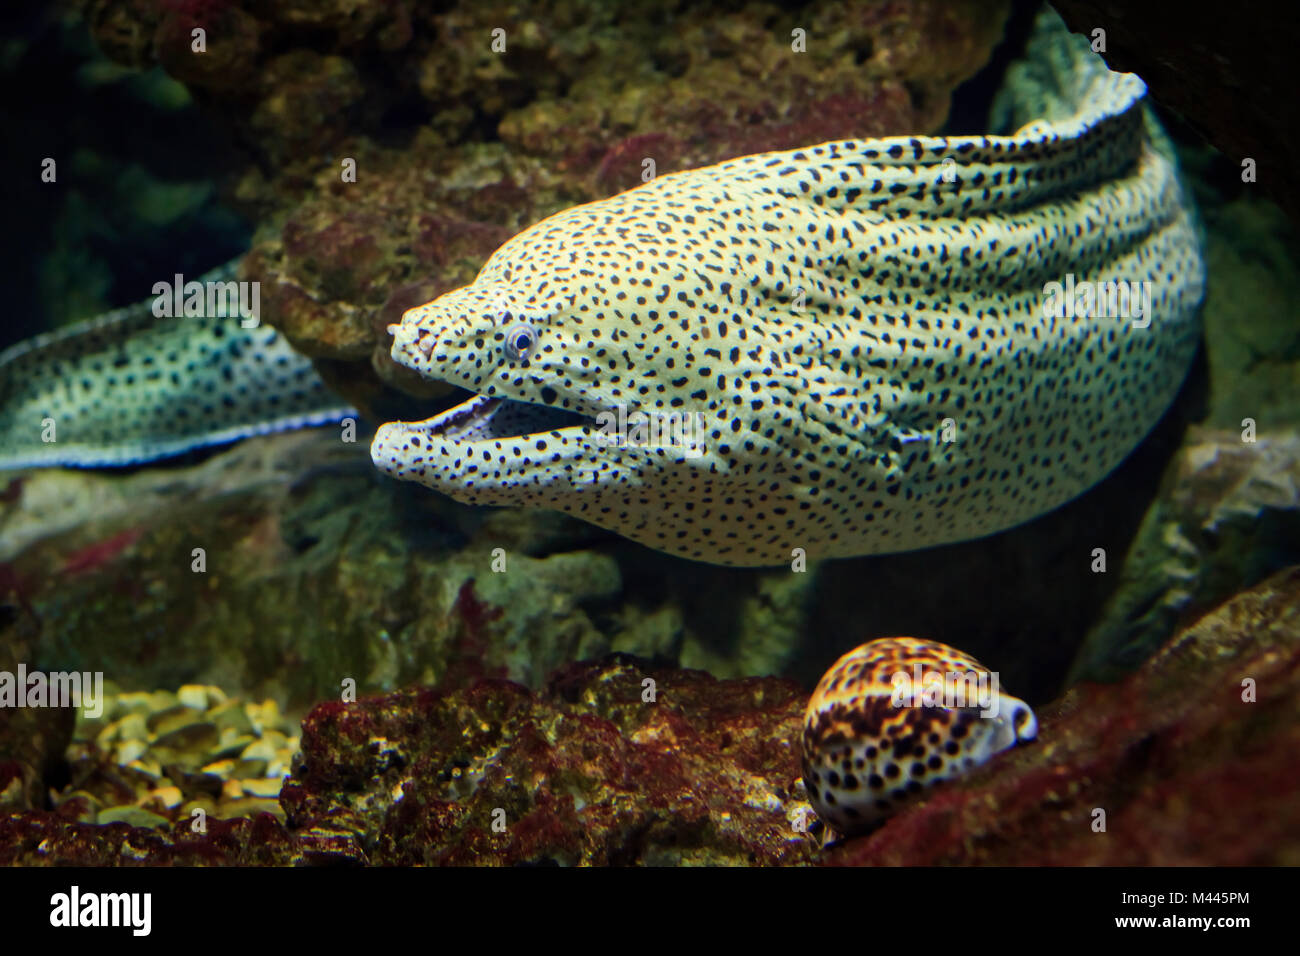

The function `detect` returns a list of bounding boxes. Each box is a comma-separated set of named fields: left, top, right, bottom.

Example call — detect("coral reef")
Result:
left=5, top=566, right=1299, bottom=865
left=2, top=656, right=816, bottom=865
left=1051, top=0, right=1300, bottom=222
left=282, top=656, right=813, bottom=865
left=1070, top=428, right=1300, bottom=682
left=0, top=430, right=625, bottom=707
left=2, top=0, right=1294, bottom=868
left=72, top=0, right=1011, bottom=411
left=829, top=566, right=1300, bottom=866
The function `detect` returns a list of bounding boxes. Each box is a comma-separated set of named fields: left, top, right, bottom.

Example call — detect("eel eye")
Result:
left=505, top=323, right=537, bottom=360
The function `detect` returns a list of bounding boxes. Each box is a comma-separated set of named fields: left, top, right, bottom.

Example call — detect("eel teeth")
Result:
left=410, top=394, right=502, bottom=436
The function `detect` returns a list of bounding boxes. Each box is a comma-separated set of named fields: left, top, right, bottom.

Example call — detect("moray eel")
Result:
left=372, top=9, right=1205, bottom=566
left=0, top=263, right=354, bottom=469
left=802, top=637, right=1037, bottom=836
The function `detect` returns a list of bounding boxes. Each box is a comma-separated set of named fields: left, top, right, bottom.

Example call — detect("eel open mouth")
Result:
left=386, top=389, right=598, bottom=445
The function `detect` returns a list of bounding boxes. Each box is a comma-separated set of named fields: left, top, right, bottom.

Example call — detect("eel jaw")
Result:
left=372, top=319, right=647, bottom=493
left=369, top=386, right=612, bottom=486
left=374, top=388, right=600, bottom=445
left=393, top=393, right=503, bottom=440
left=378, top=322, right=608, bottom=447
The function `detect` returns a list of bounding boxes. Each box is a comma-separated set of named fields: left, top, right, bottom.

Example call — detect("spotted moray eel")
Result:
left=0, top=263, right=354, bottom=469
left=372, top=9, right=1205, bottom=566
left=1, top=10, right=1203, bottom=569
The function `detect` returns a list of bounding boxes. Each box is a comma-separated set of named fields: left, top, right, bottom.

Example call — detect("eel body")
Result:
left=0, top=263, right=354, bottom=470
left=372, top=10, right=1205, bottom=566
left=1, top=11, right=1204, bottom=568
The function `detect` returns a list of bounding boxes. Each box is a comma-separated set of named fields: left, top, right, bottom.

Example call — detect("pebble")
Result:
left=148, top=704, right=205, bottom=736
left=141, top=785, right=184, bottom=809
left=98, top=805, right=170, bottom=828
left=55, top=683, right=303, bottom=828
left=240, top=777, right=285, bottom=799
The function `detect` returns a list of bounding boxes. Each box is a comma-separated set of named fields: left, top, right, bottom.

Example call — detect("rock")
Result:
left=7, top=562, right=1300, bottom=865
left=827, top=566, right=1300, bottom=865
left=281, top=656, right=816, bottom=865
left=97, top=712, right=148, bottom=748
left=1197, top=192, right=1300, bottom=431
left=0, top=570, right=74, bottom=811
left=208, top=700, right=254, bottom=735
left=152, top=722, right=220, bottom=757
left=1070, top=428, right=1300, bottom=682
left=177, top=684, right=225, bottom=709
left=243, top=700, right=282, bottom=737
left=208, top=732, right=256, bottom=762
left=142, top=785, right=184, bottom=810
left=113, top=740, right=148, bottom=766
left=0, top=813, right=299, bottom=866
left=0, top=430, right=653, bottom=707
left=147, top=705, right=208, bottom=736
left=96, top=806, right=171, bottom=829
left=35, top=682, right=305, bottom=841
left=200, top=758, right=238, bottom=779
left=239, top=778, right=285, bottom=799
left=68, top=0, right=1011, bottom=410
left=1, top=655, right=818, bottom=865
left=233, top=758, right=268, bottom=779
left=1051, top=0, right=1300, bottom=222
left=239, top=734, right=287, bottom=763
left=154, top=3, right=262, bottom=92
left=219, top=797, right=285, bottom=821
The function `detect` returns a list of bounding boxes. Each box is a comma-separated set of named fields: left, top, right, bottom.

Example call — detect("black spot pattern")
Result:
left=371, top=12, right=1204, bottom=566
left=0, top=263, right=353, bottom=468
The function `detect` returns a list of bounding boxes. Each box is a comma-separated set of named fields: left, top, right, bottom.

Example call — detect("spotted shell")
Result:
left=801, top=637, right=1037, bottom=836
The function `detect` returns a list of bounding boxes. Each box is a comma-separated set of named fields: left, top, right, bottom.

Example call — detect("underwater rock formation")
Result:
left=2, top=656, right=819, bottom=865
left=1051, top=0, right=1300, bottom=222
left=0, top=431, right=623, bottom=706
left=48, top=684, right=300, bottom=829
left=1070, top=428, right=1300, bottom=682
left=76, top=0, right=1011, bottom=410
left=282, top=656, right=815, bottom=865
left=6, top=565, right=1299, bottom=865
left=0, top=570, right=74, bottom=813
left=828, top=565, right=1300, bottom=866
